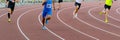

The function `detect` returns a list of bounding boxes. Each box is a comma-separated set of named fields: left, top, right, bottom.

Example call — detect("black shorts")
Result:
left=75, top=2, right=81, bottom=9
left=6, top=0, right=9, bottom=1
left=8, top=1, right=15, bottom=11
left=58, top=0, right=63, bottom=3
left=104, top=4, right=111, bottom=10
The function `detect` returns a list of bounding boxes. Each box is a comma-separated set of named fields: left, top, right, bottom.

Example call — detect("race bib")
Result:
left=46, top=4, right=52, bottom=8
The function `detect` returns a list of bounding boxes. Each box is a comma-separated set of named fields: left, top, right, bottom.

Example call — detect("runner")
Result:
left=58, top=0, right=63, bottom=10
left=42, top=0, right=52, bottom=30
left=73, top=0, right=84, bottom=18
left=99, top=0, right=116, bottom=23
left=6, top=0, right=18, bottom=23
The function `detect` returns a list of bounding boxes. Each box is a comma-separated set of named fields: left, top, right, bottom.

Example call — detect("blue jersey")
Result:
left=42, top=0, right=52, bottom=18
left=43, top=0, right=52, bottom=11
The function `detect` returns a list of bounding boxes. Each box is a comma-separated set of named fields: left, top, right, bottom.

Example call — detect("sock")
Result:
left=102, top=10, right=105, bottom=13
left=8, top=13, right=10, bottom=19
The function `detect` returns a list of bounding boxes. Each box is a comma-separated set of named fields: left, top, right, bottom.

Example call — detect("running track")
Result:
left=0, top=2, right=120, bottom=40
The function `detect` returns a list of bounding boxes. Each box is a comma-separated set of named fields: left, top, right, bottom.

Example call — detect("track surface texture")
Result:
left=0, top=2, right=120, bottom=40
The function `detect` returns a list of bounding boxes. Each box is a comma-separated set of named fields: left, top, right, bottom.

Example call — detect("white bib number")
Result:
left=47, top=4, right=52, bottom=8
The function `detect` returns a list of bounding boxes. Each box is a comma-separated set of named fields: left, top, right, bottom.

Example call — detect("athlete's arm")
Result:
left=15, top=0, right=19, bottom=3
left=52, top=0, right=55, bottom=10
left=42, top=0, right=46, bottom=6
left=5, top=0, right=9, bottom=6
left=6, top=0, right=8, bottom=4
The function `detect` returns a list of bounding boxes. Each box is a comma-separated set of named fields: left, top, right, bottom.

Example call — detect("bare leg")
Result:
left=74, top=6, right=79, bottom=14
left=8, top=8, right=12, bottom=22
left=73, top=6, right=79, bottom=18
left=42, top=15, right=51, bottom=30
left=58, top=3, right=61, bottom=10
left=104, top=9, right=109, bottom=23
left=46, top=15, right=51, bottom=24
left=42, top=18, right=46, bottom=26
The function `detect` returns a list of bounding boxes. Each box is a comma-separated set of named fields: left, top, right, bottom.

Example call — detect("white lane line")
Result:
left=88, top=7, right=120, bottom=37
left=108, top=15, right=120, bottom=23
left=0, top=13, right=6, bottom=18
left=106, top=6, right=120, bottom=25
left=0, top=6, right=39, bottom=40
left=57, top=6, right=99, bottom=40
left=98, top=6, right=120, bottom=28
left=17, top=8, right=41, bottom=40
left=38, top=13, right=65, bottom=40
left=89, top=7, right=120, bottom=30
left=37, top=5, right=75, bottom=40
left=0, top=7, right=39, bottom=39
left=116, top=7, right=120, bottom=14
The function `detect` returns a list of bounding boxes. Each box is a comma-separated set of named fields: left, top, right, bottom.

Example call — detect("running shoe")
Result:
left=8, top=18, right=11, bottom=23
left=42, top=26, right=47, bottom=30
left=104, top=19, right=108, bottom=23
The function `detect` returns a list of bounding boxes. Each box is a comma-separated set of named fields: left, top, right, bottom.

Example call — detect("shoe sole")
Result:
left=42, top=27, right=47, bottom=30
left=99, top=12, right=103, bottom=15
left=104, top=20, right=108, bottom=23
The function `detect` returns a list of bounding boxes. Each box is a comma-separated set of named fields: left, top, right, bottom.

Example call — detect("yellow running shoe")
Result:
left=99, top=12, right=103, bottom=15
left=8, top=18, right=11, bottom=23
left=104, top=19, right=108, bottom=23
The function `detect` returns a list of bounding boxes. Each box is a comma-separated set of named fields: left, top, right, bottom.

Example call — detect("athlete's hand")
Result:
left=15, top=0, right=19, bottom=3
left=5, top=4, right=8, bottom=8
left=42, top=3, right=44, bottom=6
left=42, top=2, right=46, bottom=6
left=5, top=2, right=8, bottom=8
left=42, top=0, right=46, bottom=6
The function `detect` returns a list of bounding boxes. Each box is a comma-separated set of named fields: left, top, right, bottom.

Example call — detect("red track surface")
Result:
left=0, top=2, right=120, bottom=40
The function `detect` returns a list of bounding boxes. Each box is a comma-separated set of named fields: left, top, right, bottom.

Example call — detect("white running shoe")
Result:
left=42, top=26, right=47, bottom=30
left=73, top=13, right=78, bottom=18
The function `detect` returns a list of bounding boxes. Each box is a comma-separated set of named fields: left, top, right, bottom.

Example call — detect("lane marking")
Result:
left=37, top=4, right=77, bottom=40
left=88, top=7, right=120, bottom=37
left=105, top=6, right=120, bottom=26
left=38, top=13, right=65, bottom=40
left=0, top=5, right=39, bottom=40
left=116, top=7, right=120, bottom=14
left=57, top=6, right=99, bottom=40
left=95, top=6, right=120, bottom=29
left=17, top=8, right=41, bottom=40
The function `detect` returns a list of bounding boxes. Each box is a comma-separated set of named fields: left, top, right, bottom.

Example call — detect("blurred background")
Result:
left=0, top=0, right=43, bottom=8
left=0, top=0, right=118, bottom=8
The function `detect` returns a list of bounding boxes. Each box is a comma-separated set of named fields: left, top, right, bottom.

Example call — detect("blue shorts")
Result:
left=42, top=10, right=52, bottom=18
left=42, top=1, right=52, bottom=18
